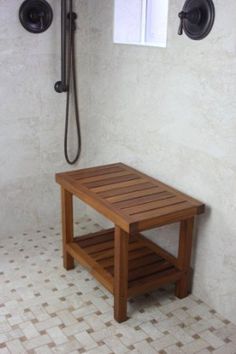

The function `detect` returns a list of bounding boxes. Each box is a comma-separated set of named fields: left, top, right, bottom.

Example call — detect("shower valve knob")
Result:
left=177, top=0, right=215, bottom=40
left=19, top=0, right=53, bottom=34
left=178, top=12, right=185, bottom=35
left=178, top=9, right=201, bottom=35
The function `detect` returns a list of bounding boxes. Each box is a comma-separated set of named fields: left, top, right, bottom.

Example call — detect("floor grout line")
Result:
left=0, top=216, right=235, bottom=353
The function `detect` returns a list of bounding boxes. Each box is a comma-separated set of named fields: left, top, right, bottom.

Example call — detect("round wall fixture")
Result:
left=19, top=0, right=53, bottom=34
left=178, top=0, right=215, bottom=40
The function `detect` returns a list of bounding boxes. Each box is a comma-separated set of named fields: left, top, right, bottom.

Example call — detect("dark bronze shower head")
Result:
left=19, top=0, right=53, bottom=34
left=178, top=0, right=215, bottom=40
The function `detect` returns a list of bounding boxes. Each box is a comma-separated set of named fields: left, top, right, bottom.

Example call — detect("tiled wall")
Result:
left=82, top=0, right=236, bottom=323
left=0, top=0, right=88, bottom=235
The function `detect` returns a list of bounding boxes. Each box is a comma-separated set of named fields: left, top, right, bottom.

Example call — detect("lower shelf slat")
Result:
left=74, top=228, right=114, bottom=247
left=66, top=242, right=113, bottom=293
left=99, top=248, right=154, bottom=268
left=92, top=241, right=145, bottom=261
left=107, top=253, right=162, bottom=274
left=128, top=253, right=162, bottom=270
left=71, top=228, right=180, bottom=297
left=128, top=269, right=182, bottom=297
left=128, top=260, right=172, bottom=282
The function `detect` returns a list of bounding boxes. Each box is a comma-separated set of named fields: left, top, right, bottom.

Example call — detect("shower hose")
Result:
left=64, top=1, right=81, bottom=164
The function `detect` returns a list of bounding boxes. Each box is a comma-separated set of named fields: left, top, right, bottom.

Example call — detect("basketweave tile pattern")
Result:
left=0, top=216, right=235, bottom=354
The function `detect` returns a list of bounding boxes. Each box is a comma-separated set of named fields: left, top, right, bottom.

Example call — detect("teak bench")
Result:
left=56, top=163, right=205, bottom=323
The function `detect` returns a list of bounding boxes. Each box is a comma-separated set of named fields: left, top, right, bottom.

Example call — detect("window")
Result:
left=113, top=0, right=169, bottom=48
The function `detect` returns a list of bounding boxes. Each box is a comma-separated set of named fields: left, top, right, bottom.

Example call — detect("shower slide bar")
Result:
left=55, top=0, right=67, bottom=93
left=54, top=0, right=81, bottom=165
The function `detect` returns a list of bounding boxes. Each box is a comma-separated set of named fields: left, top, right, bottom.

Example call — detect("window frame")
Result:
left=113, top=0, right=169, bottom=48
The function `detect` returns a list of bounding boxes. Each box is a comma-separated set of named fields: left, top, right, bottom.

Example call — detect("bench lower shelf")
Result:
left=66, top=228, right=183, bottom=298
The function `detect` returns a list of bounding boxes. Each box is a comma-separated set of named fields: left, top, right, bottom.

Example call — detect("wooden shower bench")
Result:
left=56, top=163, right=205, bottom=323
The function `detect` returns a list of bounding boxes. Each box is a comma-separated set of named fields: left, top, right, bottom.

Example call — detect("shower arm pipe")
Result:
left=55, top=0, right=67, bottom=93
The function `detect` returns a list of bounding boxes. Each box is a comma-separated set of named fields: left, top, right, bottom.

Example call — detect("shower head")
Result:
left=19, top=0, right=53, bottom=34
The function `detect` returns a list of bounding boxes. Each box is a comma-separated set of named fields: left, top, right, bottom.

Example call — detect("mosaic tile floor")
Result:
left=0, top=217, right=236, bottom=354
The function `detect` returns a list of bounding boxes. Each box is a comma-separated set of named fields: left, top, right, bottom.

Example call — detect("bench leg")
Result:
left=114, top=226, right=129, bottom=322
left=175, top=217, right=194, bottom=299
left=61, top=188, right=74, bottom=270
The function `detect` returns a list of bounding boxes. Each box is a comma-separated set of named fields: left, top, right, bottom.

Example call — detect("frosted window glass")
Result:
left=113, top=0, right=169, bottom=47
left=114, top=0, right=143, bottom=44
left=145, top=0, right=168, bottom=46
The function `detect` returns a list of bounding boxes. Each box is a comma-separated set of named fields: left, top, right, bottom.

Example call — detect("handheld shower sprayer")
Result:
left=55, top=0, right=81, bottom=165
